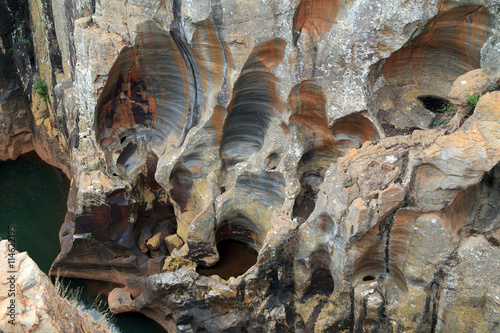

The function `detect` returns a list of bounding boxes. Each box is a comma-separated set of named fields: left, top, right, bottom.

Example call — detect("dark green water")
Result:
left=0, top=151, right=69, bottom=273
left=0, top=152, right=165, bottom=333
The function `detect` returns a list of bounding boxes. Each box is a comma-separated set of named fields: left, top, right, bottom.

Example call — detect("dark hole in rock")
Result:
left=112, top=173, right=118, bottom=176
left=265, top=152, right=280, bottom=170
left=362, top=275, right=376, bottom=281
left=196, top=239, right=258, bottom=280
left=304, top=268, right=334, bottom=299
left=417, top=95, right=450, bottom=113
left=293, top=172, right=324, bottom=223
left=220, top=186, right=226, bottom=194
left=381, top=123, right=419, bottom=137
left=120, top=136, right=127, bottom=144
left=117, top=141, right=138, bottom=168
left=169, top=162, right=194, bottom=212
left=133, top=155, right=177, bottom=256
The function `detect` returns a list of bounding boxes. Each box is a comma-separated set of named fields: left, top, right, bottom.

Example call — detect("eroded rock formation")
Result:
left=0, top=240, right=114, bottom=333
left=1, top=0, right=500, bottom=332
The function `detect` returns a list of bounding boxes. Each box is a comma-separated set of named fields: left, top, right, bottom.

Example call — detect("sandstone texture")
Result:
left=1, top=0, right=500, bottom=332
left=0, top=240, right=114, bottom=333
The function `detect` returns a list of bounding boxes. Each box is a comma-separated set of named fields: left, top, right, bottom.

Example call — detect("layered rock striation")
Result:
left=1, top=0, right=500, bottom=332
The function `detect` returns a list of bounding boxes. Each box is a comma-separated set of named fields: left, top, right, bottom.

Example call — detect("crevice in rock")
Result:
left=293, top=168, right=323, bottom=223
left=169, top=161, right=194, bottom=213
left=303, top=249, right=334, bottom=300
left=417, top=95, right=450, bottom=113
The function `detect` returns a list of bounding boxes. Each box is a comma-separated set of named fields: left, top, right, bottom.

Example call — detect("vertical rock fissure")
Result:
left=379, top=210, right=397, bottom=275
left=170, top=30, right=203, bottom=147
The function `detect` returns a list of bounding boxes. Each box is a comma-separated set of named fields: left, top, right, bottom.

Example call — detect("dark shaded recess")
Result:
left=0, top=34, right=27, bottom=111
left=417, top=95, right=450, bottom=113
left=117, top=142, right=138, bottom=169
left=381, top=123, right=419, bottom=137
left=293, top=171, right=324, bottom=222
left=303, top=249, right=334, bottom=299
left=133, top=154, right=177, bottom=251
left=196, top=239, right=257, bottom=279
left=215, top=214, right=261, bottom=251
left=265, top=152, right=280, bottom=170
left=0, top=1, right=13, bottom=35
left=40, top=0, right=63, bottom=82
left=292, top=148, right=332, bottom=222
left=249, top=229, right=298, bottom=330
left=220, top=38, right=286, bottom=165
left=330, top=112, right=379, bottom=156
left=3, top=0, right=35, bottom=87
left=169, top=161, right=194, bottom=212
left=467, top=161, right=500, bottom=232
left=197, top=213, right=260, bottom=279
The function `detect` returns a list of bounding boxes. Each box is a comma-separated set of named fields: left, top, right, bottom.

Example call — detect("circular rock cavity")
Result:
left=197, top=214, right=259, bottom=279
left=371, top=4, right=492, bottom=134
left=169, top=161, right=194, bottom=213
left=330, top=112, right=379, bottom=156
left=197, top=239, right=258, bottom=280
left=303, top=249, right=335, bottom=299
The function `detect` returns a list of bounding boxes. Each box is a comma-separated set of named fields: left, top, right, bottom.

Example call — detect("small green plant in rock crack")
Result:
left=83, top=162, right=101, bottom=174
left=433, top=102, right=456, bottom=126
left=34, top=78, right=48, bottom=98
left=19, top=38, right=31, bottom=46
left=91, top=162, right=101, bottom=170
left=467, top=94, right=480, bottom=107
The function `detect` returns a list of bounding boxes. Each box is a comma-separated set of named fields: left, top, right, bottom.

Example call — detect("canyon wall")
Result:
left=1, top=0, right=500, bottom=331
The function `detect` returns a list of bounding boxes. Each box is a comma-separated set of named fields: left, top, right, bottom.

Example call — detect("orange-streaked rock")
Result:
left=373, top=5, right=492, bottom=132
left=293, top=0, right=340, bottom=40
left=331, top=112, right=379, bottom=156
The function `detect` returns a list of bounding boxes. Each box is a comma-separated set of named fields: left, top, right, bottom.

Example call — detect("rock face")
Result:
left=0, top=240, right=114, bottom=333
left=1, top=0, right=500, bottom=332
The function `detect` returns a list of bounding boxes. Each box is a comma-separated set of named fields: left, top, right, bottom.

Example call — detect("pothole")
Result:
left=197, top=239, right=258, bottom=279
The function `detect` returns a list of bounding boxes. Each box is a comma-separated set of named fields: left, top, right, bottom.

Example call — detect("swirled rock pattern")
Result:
left=1, top=0, right=500, bottom=332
